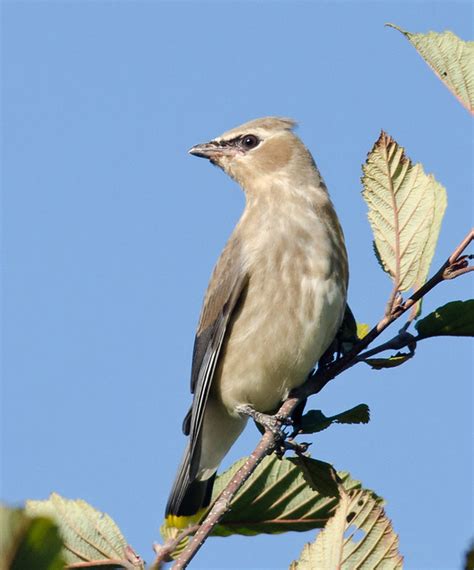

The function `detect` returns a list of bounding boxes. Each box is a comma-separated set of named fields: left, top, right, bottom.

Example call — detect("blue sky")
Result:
left=2, top=1, right=473, bottom=569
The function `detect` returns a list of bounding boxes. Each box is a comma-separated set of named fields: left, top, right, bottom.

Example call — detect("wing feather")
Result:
left=184, top=237, right=248, bottom=478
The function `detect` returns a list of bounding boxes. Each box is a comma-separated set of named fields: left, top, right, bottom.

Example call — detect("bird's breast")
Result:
left=214, top=210, right=347, bottom=415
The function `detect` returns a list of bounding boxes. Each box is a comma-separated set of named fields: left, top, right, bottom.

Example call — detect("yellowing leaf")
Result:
left=290, top=490, right=403, bottom=570
left=356, top=323, right=370, bottom=339
left=362, top=131, right=447, bottom=292
left=411, top=167, right=447, bottom=317
left=26, top=493, right=143, bottom=568
left=387, top=24, right=474, bottom=114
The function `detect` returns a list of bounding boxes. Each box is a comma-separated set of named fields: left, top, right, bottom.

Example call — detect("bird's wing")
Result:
left=183, top=236, right=248, bottom=479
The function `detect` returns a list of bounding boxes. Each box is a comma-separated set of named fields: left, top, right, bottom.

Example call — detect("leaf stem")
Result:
left=66, top=560, right=136, bottom=570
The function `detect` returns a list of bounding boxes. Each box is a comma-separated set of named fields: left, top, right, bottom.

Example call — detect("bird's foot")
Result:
left=274, top=438, right=311, bottom=460
left=283, top=438, right=311, bottom=456
left=236, top=404, right=292, bottom=438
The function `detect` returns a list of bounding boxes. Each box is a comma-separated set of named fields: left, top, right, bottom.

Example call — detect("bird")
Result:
left=165, top=117, right=348, bottom=528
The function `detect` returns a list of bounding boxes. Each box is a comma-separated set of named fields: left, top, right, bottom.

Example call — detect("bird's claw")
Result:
left=236, top=405, right=291, bottom=438
left=285, top=438, right=311, bottom=455
left=274, top=414, right=293, bottom=426
left=273, top=438, right=311, bottom=459
left=236, top=406, right=309, bottom=460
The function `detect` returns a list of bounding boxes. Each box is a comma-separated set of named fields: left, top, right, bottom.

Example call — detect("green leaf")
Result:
left=334, top=306, right=371, bottom=356
left=364, top=351, right=414, bottom=370
left=415, top=300, right=474, bottom=339
left=387, top=24, right=474, bottom=114
left=290, top=490, right=403, bottom=570
left=211, top=455, right=378, bottom=536
left=0, top=505, right=65, bottom=570
left=336, top=305, right=359, bottom=355
left=362, top=131, right=447, bottom=293
left=331, top=404, right=371, bottom=425
left=300, top=404, right=370, bottom=435
left=300, top=410, right=331, bottom=433
left=287, top=457, right=340, bottom=498
left=25, top=493, right=144, bottom=568
left=334, top=305, right=372, bottom=356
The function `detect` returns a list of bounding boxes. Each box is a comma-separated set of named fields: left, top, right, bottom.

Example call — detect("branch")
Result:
left=150, top=525, right=199, bottom=569
left=171, top=228, right=473, bottom=569
left=171, top=432, right=276, bottom=569
left=355, top=329, right=416, bottom=361
left=301, top=227, right=473, bottom=390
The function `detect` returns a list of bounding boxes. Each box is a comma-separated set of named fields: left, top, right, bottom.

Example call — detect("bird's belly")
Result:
left=214, top=272, right=346, bottom=415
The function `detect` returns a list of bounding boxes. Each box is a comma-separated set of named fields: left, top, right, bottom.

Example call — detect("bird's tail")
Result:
left=165, top=443, right=216, bottom=529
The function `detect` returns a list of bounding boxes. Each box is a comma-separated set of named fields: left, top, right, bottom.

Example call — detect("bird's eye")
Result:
left=241, top=135, right=260, bottom=150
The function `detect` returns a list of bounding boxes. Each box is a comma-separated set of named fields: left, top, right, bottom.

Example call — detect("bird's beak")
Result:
left=188, top=141, right=233, bottom=160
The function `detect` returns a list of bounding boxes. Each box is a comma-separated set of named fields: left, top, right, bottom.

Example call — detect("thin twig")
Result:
left=150, top=525, right=199, bottom=569
left=172, top=432, right=276, bottom=569
left=170, top=229, right=473, bottom=569
left=355, top=330, right=416, bottom=361
left=444, top=263, right=474, bottom=280
left=449, top=229, right=473, bottom=263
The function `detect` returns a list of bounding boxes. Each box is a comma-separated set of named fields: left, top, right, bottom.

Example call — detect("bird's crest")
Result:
left=216, top=116, right=297, bottom=142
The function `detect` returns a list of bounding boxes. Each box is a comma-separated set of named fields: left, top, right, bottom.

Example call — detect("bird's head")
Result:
left=189, top=117, right=313, bottom=189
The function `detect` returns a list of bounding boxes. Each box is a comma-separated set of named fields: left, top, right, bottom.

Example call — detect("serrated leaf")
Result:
left=364, top=351, right=414, bottom=369
left=290, top=490, right=403, bottom=570
left=0, top=505, right=64, bottom=570
left=300, top=404, right=370, bottom=435
left=411, top=167, right=447, bottom=318
left=287, top=457, right=340, bottom=498
left=332, top=404, right=371, bottom=425
left=387, top=24, right=474, bottom=114
left=300, top=410, right=332, bottom=434
left=25, top=493, right=143, bottom=568
left=415, top=300, right=474, bottom=339
left=210, top=455, right=379, bottom=536
left=372, top=239, right=386, bottom=273
left=362, top=131, right=447, bottom=293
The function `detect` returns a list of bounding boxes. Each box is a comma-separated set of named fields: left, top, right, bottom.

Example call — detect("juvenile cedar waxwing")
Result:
left=165, top=117, right=348, bottom=527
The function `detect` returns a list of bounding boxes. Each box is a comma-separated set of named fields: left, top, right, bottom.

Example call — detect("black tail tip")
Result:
left=165, top=473, right=216, bottom=524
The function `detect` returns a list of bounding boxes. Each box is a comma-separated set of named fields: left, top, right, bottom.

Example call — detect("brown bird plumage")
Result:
left=166, top=117, right=348, bottom=526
